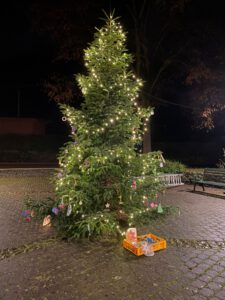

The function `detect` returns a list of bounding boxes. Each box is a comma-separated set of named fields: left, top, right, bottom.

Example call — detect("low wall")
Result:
left=0, top=118, right=46, bottom=135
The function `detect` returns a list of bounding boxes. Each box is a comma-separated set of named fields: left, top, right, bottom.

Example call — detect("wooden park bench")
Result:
left=193, top=168, right=225, bottom=191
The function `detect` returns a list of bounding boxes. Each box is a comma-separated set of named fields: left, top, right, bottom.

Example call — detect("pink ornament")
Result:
left=58, top=203, right=65, bottom=210
left=132, top=180, right=137, bottom=190
left=150, top=202, right=155, bottom=208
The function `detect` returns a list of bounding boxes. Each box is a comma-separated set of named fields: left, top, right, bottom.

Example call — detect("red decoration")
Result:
left=132, top=180, right=137, bottom=190
left=58, top=203, right=65, bottom=210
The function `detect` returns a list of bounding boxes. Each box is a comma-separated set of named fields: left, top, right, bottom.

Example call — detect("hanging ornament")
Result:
left=21, top=210, right=32, bottom=222
left=62, top=117, right=67, bottom=122
left=57, top=172, right=62, bottom=178
left=131, top=180, right=137, bottom=190
left=157, top=203, right=163, bottom=214
left=58, top=203, right=65, bottom=210
left=160, top=162, right=164, bottom=168
left=84, top=159, right=90, bottom=167
left=43, top=215, right=51, bottom=226
left=67, top=204, right=72, bottom=216
left=71, top=126, right=77, bottom=134
left=31, top=210, right=35, bottom=217
left=144, top=200, right=149, bottom=207
left=52, top=207, right=59, bottom=215
left=119, top=195, right=123, bottom=205
left=21, top=210, right=30, bottom=217
left=105, top=203, right=110, bottom=208
left=150, top=202, right=155, bottom=208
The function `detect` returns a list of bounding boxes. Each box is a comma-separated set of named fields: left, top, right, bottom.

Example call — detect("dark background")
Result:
left=0, top=0, right=225, bottom=166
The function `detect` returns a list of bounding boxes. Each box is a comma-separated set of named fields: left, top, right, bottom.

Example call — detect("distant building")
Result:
left=0, top=118, right=46, bottom=135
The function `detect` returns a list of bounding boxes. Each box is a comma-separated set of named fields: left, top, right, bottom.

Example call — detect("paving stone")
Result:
left=215, top=288, right=225, bottom=299
left=213, top=276, right=225, bottom=284
left=198, top=274, right=214, bottom=283
left=211, top=265, right=225, bottom=273
left=190, top=279, right=206, bottom=289
left=207, top=281, right=223, bottom=290
left=192, top=267, right=208, bottom=275
left=205, top=270, right=220, bottom=277
left=199, top=287, right=214, bottom=297
left=191, top=295, right=207, bottom=300
left=218, top=260, right=225, bottom=267
left=186, top=272, right=197, bottom=280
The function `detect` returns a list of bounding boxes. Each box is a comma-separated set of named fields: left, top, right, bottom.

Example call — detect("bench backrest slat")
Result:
left=204, top=168, right=225, bottom=183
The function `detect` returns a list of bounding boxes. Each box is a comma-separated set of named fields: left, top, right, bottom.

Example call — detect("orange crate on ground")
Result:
left=123, top=233, right=167, bottom=256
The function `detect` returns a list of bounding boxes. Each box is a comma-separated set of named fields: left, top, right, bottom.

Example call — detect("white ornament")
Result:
left=105, top=203, right=110, bottom=208
left=66, top=204, right=72, bottom=216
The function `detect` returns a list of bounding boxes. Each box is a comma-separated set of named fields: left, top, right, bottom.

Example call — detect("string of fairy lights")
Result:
left=55, top=16, right=163, bottom=236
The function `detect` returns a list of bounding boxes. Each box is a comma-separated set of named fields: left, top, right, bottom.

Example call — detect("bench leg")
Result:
left=193, top=183, right=196, bottom=191
left=202, top=184, right=205, bottom=191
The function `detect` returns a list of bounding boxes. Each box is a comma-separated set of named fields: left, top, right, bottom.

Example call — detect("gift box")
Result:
left=123, top=233, right=166, bottom=256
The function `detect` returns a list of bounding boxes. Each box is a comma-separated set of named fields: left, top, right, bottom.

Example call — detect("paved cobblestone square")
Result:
left=1, top=170, right=225, bottom=299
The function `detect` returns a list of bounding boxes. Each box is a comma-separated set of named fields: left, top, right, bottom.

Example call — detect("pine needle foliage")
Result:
left=28, top=14, right=164, bottom=239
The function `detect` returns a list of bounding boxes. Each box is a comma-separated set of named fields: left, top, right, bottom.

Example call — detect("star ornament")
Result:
left=105, top=203, right=110, bottom=208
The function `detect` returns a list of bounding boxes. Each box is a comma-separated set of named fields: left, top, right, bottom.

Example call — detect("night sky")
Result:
left=1, top=0, right=225, bottom=163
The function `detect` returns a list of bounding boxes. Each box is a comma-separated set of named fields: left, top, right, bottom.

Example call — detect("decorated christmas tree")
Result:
left=28, top=14, right=164, bottom=238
